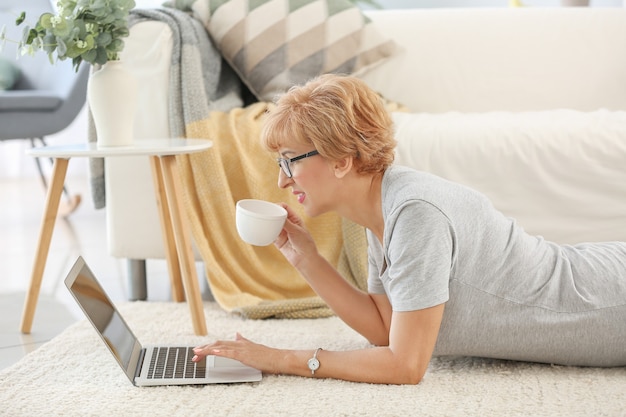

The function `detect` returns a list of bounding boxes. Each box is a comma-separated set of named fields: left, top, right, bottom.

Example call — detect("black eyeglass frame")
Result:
left=276, top=150, right=319, bottom=178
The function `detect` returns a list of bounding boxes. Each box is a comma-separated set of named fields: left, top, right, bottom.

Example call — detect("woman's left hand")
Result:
left=192, top=333, right=283, bottom=374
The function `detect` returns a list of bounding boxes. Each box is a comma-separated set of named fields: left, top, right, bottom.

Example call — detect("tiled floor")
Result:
left=0, top=171, right=187, bottom=371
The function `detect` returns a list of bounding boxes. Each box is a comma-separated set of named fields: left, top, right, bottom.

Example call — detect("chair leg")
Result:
left=29, top=137, right=81, bottom=216
left=30, top=138, right=49, bottom=190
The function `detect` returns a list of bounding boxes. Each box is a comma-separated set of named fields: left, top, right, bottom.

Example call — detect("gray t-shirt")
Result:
left=367, top=165, right=626, bottom=366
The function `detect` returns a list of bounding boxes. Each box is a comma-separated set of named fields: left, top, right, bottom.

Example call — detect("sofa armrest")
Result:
left=107, top=21, right=175, bottom=259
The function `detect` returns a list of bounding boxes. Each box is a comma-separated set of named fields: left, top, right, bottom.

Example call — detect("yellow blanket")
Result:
left=176, top=102, right=368, bottom=319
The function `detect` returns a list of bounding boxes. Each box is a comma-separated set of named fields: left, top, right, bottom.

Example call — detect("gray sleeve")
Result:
left=380, top=200, right=454, bottom=311
left=367, top=230, right=386, bottom=295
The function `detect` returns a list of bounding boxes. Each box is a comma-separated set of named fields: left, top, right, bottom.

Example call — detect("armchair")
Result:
left=0, top=0, right=89, bottom=214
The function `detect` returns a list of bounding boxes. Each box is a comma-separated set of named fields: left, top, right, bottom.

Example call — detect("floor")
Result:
left=0, top=162, right=208, bottom=371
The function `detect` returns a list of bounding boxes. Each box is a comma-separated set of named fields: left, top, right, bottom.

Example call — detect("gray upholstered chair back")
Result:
left=0, top=0, right=89, bottom=140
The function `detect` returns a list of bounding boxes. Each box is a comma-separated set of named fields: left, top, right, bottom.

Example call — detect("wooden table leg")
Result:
left=149, top=156, right=185, bottom=302
left=158, top=155, right=207, bottom=336
left=20, top=158, right=69, bottom=334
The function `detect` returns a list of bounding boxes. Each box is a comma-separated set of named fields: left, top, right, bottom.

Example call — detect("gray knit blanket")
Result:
left=88, top=7, right=243, bottom=209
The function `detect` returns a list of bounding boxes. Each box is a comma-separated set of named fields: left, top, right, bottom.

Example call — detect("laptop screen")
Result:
left=65, top=257, right=136, bottom=369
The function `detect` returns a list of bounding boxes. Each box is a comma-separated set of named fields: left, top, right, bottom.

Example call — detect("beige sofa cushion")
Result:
left=392, top=109, right=626, bottom=244
left=362, top=9, right=626, bottom=113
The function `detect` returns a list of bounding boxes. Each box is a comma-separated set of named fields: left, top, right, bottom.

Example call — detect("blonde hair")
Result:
left=261, top=74, right=396, bottom=175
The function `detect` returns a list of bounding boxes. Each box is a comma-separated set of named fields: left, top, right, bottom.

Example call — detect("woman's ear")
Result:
left=333, top=157, right=353, bottom=179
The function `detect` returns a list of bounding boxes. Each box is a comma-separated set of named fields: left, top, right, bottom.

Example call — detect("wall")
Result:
left=134, top=0, right=624, bottom=7
left=362, top=0, right=622, bottom=7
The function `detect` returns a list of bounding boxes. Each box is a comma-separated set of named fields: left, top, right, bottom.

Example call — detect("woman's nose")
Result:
left=277, top=168, right=292, bottom=189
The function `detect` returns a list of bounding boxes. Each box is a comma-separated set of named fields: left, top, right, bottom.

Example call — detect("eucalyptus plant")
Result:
left=7, top=0, right=135, bottom=71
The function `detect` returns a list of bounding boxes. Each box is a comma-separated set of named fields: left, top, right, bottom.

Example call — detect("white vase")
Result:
left=88, top=60, right=137, bottom=147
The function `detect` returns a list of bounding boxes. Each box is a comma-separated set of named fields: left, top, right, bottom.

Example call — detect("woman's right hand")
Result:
left=274, top=203, right=318, bottom=268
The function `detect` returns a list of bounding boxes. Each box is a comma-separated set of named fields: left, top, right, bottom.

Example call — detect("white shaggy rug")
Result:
left=1, top=301, right=624, bottom=417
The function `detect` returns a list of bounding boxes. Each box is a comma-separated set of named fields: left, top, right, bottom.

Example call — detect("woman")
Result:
left=193, top=74, right=626, bottom=384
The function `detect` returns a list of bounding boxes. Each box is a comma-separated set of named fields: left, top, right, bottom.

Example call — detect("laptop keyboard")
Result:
left=147, top=347, right=206, bottom=379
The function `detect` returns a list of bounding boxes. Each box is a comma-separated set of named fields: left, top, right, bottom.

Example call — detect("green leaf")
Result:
left=42, top=33, right=57, bottom=54
left=72, top=57, right=82, bottom=72
left=85, top=34, right=95, bottom=49
left=64, top=42, right=81, bottom=58
left=93, top=0, right=107, bottom=8
left=56, top=37, right=67, bottom=57
left=95, top=46, right=108, bottom=65
left=51, top=20, right=71, bottom=37
left=82, top=48, right=98, bottom=63
left=96, top=32, right=112, bottom=47
left=39, top=13, right=54, bottom=30
left=115, top=27, right=129, bottom=38
left=60, top=2, right=79, bottom=18
left=121, top=0, right=137, bottom=10
left=107, top=38, right=123, bottom=54
left=23, top=27, right=38, bottom=45
left=15, top=12, right=26, bottom=26
left=20, top=25, right=31, bottom=44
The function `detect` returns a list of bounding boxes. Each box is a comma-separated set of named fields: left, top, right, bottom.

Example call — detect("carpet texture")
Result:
left=1, top=301, right=624, bottom=417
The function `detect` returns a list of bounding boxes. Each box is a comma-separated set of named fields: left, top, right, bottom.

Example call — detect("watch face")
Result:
left=308, top=358, right=320, bottom=371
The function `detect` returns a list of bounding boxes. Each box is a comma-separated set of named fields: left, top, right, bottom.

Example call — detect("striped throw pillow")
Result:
left=188, top=0, right=397, bottom=101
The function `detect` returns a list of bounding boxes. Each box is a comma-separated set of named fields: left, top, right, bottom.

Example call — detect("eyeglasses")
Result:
left=276, top=150, right=319, bottom=178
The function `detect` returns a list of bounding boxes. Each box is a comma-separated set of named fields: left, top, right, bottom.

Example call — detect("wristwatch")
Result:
left=307, top=348, right=323, bottom=375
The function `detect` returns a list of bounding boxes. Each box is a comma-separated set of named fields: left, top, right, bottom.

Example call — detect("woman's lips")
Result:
left=295, top=192, right=305, bottom=204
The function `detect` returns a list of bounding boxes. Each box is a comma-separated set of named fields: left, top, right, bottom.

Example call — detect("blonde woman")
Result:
left=193, top=74, right=626, bottom=384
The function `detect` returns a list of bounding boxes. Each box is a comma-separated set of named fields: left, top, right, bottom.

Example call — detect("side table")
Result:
left=23, top=139, right=212, bottom=336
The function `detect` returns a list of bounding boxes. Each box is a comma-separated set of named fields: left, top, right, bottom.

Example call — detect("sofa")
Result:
left=107, top=6, right=626, bottom=298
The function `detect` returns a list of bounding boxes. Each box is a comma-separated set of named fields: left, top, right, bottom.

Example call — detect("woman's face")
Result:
left=277, top=140, right=338, bottom=217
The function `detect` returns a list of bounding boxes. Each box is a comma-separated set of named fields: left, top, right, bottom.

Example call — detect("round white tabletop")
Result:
left=26, top=138, right=213, bottom=158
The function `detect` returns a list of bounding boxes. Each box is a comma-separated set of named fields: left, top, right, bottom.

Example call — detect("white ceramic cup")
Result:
left=235, top=199, right=287, bottom=246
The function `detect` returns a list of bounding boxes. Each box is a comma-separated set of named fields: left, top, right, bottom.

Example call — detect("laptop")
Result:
left=64, top=256, right=262, bottom=386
